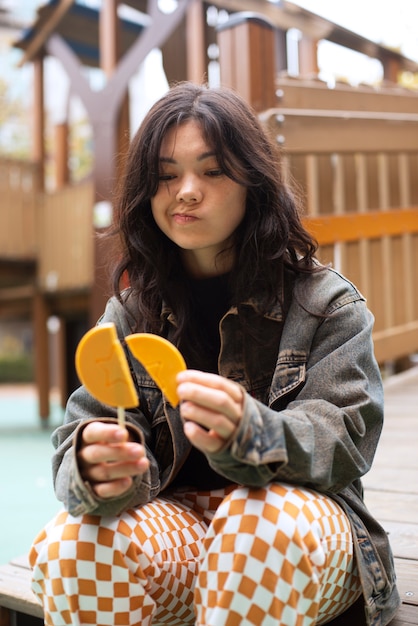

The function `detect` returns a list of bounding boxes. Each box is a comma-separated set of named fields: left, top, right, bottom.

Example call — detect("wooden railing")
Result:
left=0, top=159, right=41, bottom=260
left=37, top=182, right=95, bottom=292
left=261, top=77, right=418, bottom=364
left=0, top=158, right=95, bottom=293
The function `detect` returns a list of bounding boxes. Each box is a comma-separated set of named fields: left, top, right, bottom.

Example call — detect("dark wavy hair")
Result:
left=110, top=82, right=318, bottom=344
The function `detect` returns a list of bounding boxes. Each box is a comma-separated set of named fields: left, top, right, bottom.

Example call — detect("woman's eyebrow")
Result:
left=159, top=151, right=217, bottom=164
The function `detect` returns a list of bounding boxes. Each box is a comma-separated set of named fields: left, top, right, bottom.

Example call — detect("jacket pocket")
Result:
left=268, top=350, right=306, bottom=408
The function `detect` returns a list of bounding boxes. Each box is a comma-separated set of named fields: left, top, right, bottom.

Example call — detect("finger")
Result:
left=180, top=401, right=237, bottom=440
left=92, top=477, right=133, bottom=499
left=183, top=420, right=226, bottom=454
left=82, top=421, right=128, bottom=445
left=178, top=382, right=242, bottom=424
left=84, top=457, right=149, bottom=484
left=177, top=370, right=244, bottom=403
left=79, top=441, right=144, bottom=466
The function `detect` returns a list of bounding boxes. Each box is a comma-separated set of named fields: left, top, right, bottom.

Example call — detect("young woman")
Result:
left=30, top=82, right=399, bottom=626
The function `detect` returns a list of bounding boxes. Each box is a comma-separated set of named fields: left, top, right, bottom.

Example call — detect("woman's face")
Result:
left=151, top=120, right=247, bottom=278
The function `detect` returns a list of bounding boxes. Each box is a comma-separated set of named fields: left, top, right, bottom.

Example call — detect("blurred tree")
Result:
left=0, top=75, right=31, bottom=158
left=399, top=70, right=418, bottom=89
left=69, top=115, right=94, bottom=183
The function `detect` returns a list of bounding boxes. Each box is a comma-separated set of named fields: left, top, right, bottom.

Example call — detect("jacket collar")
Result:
left=161, top=277, right=286, bottom=327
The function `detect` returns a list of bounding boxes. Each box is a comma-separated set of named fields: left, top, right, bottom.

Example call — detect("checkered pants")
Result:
left=30, top=483, right=361, bottom=626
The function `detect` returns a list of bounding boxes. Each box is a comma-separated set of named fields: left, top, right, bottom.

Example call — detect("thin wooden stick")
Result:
left=117, top=406, right=126, bottom=428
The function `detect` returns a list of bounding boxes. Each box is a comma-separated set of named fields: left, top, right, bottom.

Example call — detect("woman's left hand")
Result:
left=177, top=370, right=244, bottom=454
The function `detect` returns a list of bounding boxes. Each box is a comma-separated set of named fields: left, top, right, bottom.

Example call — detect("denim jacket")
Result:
left=52, top=266, right=400, bottom=625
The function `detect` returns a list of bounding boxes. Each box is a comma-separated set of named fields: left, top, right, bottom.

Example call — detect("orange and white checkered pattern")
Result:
left=30, top=484, right=360, bottom=626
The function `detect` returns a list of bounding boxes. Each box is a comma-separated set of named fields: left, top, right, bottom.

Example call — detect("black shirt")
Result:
left=171, top=273, right=234, bottom=490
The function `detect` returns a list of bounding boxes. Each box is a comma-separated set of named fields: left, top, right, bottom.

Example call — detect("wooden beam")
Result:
left=373, top=322, right=418, bottom=364
left=275, top=78, right=418, bottom=115
left=0, top=285, right=35, bottom=301
left=17, top=0, right=74, bottom=67
left=303, top=208, right=418, bottom=245
left=262, top=109, right=418, bottom=152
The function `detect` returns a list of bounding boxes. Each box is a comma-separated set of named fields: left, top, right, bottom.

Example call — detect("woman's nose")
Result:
left=176, top=176, right=202, bottom=204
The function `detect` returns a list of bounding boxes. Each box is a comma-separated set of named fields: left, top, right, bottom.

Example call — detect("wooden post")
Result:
left=186, top=0, right=206, bottom=83
left=55, top=122, right=69, bottom=188
left=275, top=28, right=288, bottom=74
left=33, top=291, right=50, bottom=420
left=217, top=12, right=277, bottom=112
left=32, top=55, right=50, bottom=419
left=382, top=55, right=401, bottom=83
left=56, top=318, right=68, bottom=410
left=0, top=606, right=12, bottom=626
left=89, top=0, right=125, bottom=326
left=32, top=56, right=45, bottom=190
left=54, top=116, right=70, bottom=407
left=99, top=0, right=130, bottom=172
left=100, top=0, right=119, bottom=77
left=298, top=35, right=319, bottom=77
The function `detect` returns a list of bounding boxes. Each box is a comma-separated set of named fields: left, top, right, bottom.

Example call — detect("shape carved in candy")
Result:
left=125, top=333, right=186, bottom=407
left=75, top=323, right=139, bottom=411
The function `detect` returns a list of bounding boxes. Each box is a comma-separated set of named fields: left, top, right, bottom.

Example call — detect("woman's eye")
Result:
left=206, top=169, right=223, bottom=177
left=158, top=173, right=175, bottom=181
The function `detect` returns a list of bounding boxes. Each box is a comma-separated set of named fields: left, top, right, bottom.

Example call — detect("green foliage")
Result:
left=69, top=116, right=94, bottom=182
left=0, top=354, right=34, bottom=383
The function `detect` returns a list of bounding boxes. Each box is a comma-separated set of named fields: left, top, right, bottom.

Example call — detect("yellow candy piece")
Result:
left=75, top=323, right=139, bottom=410
left=125, top=333, right=186, bottom=407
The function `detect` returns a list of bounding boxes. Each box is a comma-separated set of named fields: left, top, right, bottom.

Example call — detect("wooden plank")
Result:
left=364, top=473, right=418, bottom=499
left=302, top=208, right=418, bottom=245
left=364, top=368, right=418, bottom=626
left=316, top=155, right=334, bottom=214
left=402, top=234, right=415, bottom=323
left=37, top=182, right=95, bottom=292
left=369, top=431, right=418, bottom=462
left=386, top=524, right=418, bottom=561
left=0, top=562, right=43, bottom=618
left=276, top=78, right=418, bottom=115
left=366, top=490, right=418, bottom=520
left=395, top=559, right=418, bottom=607
left=373, top=323, right=418, bottom=364
left=262, top=109, right=418, bottom=152
left=409, top=156, right=418, bottom=204
left=390, top=603, right=418, bottom=626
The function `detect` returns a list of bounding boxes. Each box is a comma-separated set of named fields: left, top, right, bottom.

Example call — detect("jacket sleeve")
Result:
left=51, top=297, right=162, bottom=517
left=207, top=279, right=384, bottom=493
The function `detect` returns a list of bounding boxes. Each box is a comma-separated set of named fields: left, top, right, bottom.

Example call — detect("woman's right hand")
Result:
left=77, top=421, right=149, bottom=499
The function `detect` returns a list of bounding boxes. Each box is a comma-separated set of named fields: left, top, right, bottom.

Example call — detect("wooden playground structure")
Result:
left=1, top=0, right=418, bottom=419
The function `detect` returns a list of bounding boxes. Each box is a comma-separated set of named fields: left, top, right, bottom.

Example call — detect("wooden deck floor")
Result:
left=363, top=366, right=418, bottom=626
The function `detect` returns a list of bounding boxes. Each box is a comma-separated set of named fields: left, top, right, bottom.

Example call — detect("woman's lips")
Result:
left=173, top=213, right=199, bottom=224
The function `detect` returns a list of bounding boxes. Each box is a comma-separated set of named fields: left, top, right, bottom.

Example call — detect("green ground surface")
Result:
left=0, top=386, right=64, bottom=564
